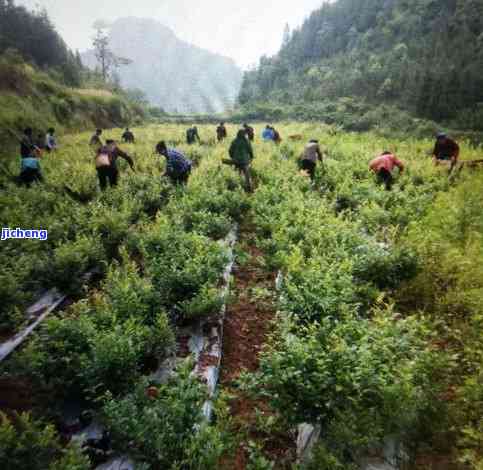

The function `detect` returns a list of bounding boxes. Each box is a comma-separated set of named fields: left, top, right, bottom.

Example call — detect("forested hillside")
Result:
left=0, top=0, right=82, bottom=86
left=81, top=18, right=243, bottom=114
left=238, top=0, right=483, bottom=130
left=0, top=0, right=146, bottom=148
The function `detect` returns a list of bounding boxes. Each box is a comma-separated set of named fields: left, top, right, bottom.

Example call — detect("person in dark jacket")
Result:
left=186, top=126, right=200, bottom=145
left=122, top=128, right=135, bottom=143
left=272, top=127, right=282, bottom=144
left=20, top=128, right=35, bottom=158
left=216, top=122, right=227, bottom=142
left=36, top=132, right=45, bottom=150
left=243, top=123, right=255, bottom=142
left=155, top=141, right=192, bottom=185
left=95, top=139, right=134, bottom=190
left=228, top=130, right=255, bottom=192
left=90, top=129, right=103, bottom=147
left=432, top=132, right=459, bottom=165
left=299, top=140, right=323, bottom=181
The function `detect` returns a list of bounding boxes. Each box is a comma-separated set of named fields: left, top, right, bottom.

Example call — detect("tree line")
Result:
left=239, top=0, right=483, bottom=127
left=0, top=0, right=83, bottom=86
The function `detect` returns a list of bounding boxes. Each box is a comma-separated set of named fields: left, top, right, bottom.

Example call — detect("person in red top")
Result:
left=369, top=151, right=405, bottom=191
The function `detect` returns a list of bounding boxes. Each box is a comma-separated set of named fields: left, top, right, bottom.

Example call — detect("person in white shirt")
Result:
left=45, top=128, right=57, bottom=152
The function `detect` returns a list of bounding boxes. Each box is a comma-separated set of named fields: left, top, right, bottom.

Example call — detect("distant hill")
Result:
left=81, top=18, right=243, bottom=114
left=238, top=0, right=483, bottom=130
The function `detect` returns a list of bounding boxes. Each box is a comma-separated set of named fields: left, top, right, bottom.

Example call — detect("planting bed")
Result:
left=2, top=123, right=483, bottom=469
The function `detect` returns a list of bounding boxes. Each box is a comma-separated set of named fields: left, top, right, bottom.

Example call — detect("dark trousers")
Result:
left=300, top=159, right=316, bottom=180
left=235, top=164, right=253, bottom=193
left=19, top=168, right=43, bottom=187
left=377, top=168, right=393, bottom=191
left=222, top=159, right=253, bottom=192
left=169, top=169, right=190, bottom=185
left=97, top=166, right=118, bottom=190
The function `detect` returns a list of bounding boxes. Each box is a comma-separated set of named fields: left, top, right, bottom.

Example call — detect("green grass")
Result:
left=0, top=58, right=145, bottom=155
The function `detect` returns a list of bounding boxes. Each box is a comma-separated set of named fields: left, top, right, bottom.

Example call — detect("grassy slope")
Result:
left=0, top=59, right=145, bottom=155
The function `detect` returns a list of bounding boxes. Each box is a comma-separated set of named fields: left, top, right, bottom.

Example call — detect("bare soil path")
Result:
left=219, top=220, right=296, bottom=470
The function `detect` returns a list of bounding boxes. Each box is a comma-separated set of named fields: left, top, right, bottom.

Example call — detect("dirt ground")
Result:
left=219, top=223, right=296, bottom=470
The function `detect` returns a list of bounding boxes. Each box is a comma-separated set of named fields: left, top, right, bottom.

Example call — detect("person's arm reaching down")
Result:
left=393, top=156, right=404, bottom=173
left=115, top=148, right=134, bottom=170
left=316, top=144, right=323, bottom=162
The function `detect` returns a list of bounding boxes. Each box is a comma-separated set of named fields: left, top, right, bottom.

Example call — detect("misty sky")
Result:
left=17, top=0, right=324, bottom=69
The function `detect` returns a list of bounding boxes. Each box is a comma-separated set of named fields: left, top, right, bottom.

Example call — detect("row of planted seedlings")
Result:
left=240, top=129, right=458, bottom=469
left=0, top=125, right=251, bottom=469
left=0, top=124, right=220, bottom=338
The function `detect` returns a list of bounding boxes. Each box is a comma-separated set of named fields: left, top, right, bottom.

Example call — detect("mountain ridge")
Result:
left=81, top=17, right=243, bottom=114
left=238, top=0, right=483, bottom=130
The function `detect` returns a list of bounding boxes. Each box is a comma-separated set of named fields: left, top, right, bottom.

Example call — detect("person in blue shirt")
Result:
left=155, top=141, right=192, bottom=185
left=262, top=125, right=275, bottom=141
left=19, top=148, right=43, bottom=187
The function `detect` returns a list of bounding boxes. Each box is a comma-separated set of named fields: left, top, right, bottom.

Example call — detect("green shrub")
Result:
left=103, top=254, right=163, bottom=324
left=83, top=319, right=153, bottom=396
left=141, top=223, right=228, bottom=323
left=48, top=236, right=106, bottom=293
left=253, top=311, right=447, bottom=463
left=279, top=251, right=358, bottom=323
left=102, top=361, right=226, bottom=469
left=0, top=412, right=89, bottom=470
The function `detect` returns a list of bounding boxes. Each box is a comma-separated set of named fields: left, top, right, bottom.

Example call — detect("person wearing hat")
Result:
left=432, top=132, right=459, bottom=165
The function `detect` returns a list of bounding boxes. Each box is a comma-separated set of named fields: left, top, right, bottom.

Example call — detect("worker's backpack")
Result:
left=95, top=152, right=111, bottom=168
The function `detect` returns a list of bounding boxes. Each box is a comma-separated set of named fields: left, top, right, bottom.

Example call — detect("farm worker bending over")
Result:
left=155, top=141, right=192, bottom=185
left=369, top=151, right=404, bottom=191
left=36, top=132, right=45, bottom=150
left=90, top=129, right=103, bottom=147
left=216, top=122, right=227, bottom=142
left=262, top=125, right=275, bottom=141
left=20, top=128, right=36, bottom=158
left=95, top=139, right=134, bottom=190
left=45, top=128, right=57, bottom=152
left=432, top=132, right=459, bottom=166
left=243, top=123, right=255, bottom=142
left=227, top=129, right=255, bottom=193
left=19, top=147, right=43, bottom=187
left=273, top=127, right=282, bottom=144
left=299, top=140, right=323, bottom=181
left=186, top=126, right=200, bottom=145
left=122, top=128, right=135, bottom=143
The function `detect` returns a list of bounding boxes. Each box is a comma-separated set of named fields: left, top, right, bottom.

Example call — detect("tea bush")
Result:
left=2, top=123, right=482, bottom=467
left=0, top=412, right=89, bottom=470
left=140, top=220, right=229, bottom=323
left=241, top=125, right=479, bottom=464
left=102, top=361, right=227, bottom=469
